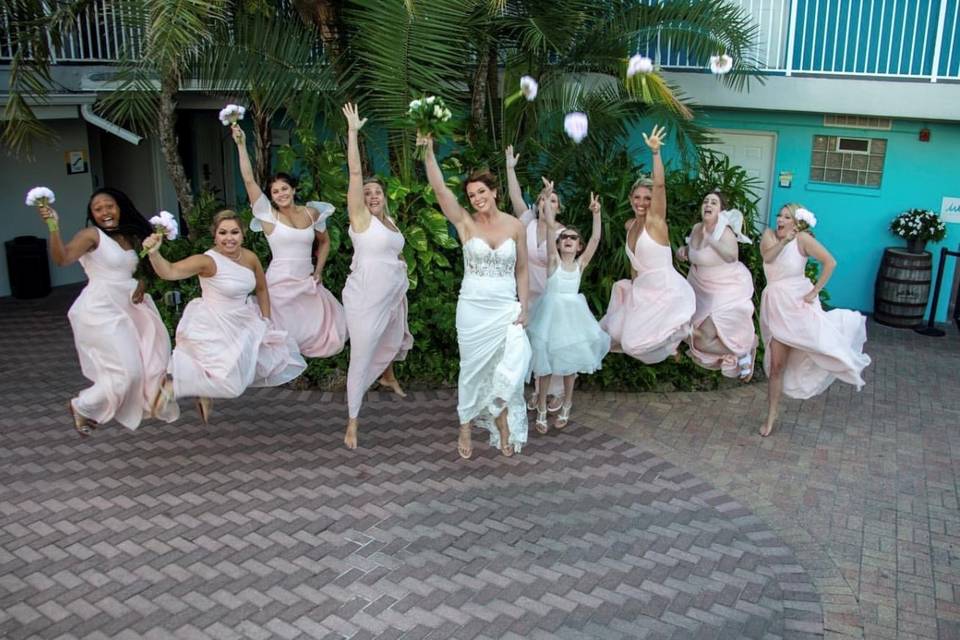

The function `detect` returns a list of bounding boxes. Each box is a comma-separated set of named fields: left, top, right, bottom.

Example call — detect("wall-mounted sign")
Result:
left=65, top=150, right=88, bottom=175
left=778, top=170, right=793, bottom=188
left=942, top=197, right=960, bottom=224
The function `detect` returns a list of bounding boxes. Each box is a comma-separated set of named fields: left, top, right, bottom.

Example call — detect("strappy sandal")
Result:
left=196, top=397, right=212, bottom=425
left=737, top=355, right=754, bottom=383
left=534, top=408, right=549, bottom=435
left=457, top=424, right=473, bottom=460
left=555, top=403, right=572, bottom=430
left=526, top=391, right=538, bottom=411
left=151, top=377, right=174, bottom=418
left=546, top=395, right=564, bottom=413
left=67, top=401, right=94, bottom=437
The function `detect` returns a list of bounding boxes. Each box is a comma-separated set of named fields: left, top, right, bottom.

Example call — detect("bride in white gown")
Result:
left=420, top=133, right=532, bottom=459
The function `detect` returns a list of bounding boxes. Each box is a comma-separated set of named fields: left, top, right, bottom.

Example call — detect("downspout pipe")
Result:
left=80, top=104, right=142, bottom=145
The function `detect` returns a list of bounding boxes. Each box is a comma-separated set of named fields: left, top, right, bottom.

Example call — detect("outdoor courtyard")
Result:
left=1, top=285, right=957, bottom=640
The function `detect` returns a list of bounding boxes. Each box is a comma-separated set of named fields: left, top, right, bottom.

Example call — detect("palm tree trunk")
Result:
left=253, top=109, right=272, bottom=188
left=469, top=48, right=490, bottom=138
left=157, top=72, right=194, bottom=214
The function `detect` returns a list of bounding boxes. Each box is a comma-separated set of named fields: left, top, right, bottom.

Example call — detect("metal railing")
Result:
left=0, top=0, right=142, bottom=63
left=3, top=1, right=959, bottom=82
left=655, top=0, right=960, bottom=82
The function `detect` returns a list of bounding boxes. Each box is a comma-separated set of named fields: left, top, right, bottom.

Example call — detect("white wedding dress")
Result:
left=456, top=237, right=531, bottom=453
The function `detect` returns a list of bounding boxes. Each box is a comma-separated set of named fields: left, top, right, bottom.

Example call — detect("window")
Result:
left=823, top=114, right=892, bottom=130
left=810, top=135, right=886, bottom=188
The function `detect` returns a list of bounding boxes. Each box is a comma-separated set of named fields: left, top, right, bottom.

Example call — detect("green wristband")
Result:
left=45, top=218, right=59, bottom=233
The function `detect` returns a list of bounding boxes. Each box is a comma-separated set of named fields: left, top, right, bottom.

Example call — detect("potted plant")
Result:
left=890, top=208, right=947, bottom=254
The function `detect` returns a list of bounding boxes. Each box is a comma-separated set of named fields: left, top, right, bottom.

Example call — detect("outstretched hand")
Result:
left=416, top=131, right=433, bottom=148
left=505, top=145, right=519, bottom=169
left=589, top=192, right=601, bottom=216
left=341, top=103, right=367, bottom=132
left=230, top=124, right=245, bottom=146
left=142, top=232, right=164, bottom=255
left=642, top=124, right=667, bottom=154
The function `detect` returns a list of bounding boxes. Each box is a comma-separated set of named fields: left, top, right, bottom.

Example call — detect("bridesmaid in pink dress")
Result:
left=143, top=210, right=306, bottom=424
left=759, top=204, right=870, bottom=436
left=231, top=125, right=347, bottom=358
left=504, top=145, right=565, bottom=410
left=341, top=103, right=413, bottom=449
left=35, top=188, right=178, bottom=435
left=677, top=190, right=758, bottom=380
left=600, top=126, right=695, bottom=363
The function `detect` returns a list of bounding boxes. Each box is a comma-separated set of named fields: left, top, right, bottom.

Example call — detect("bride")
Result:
left=419, top=133, right=532, bottom=459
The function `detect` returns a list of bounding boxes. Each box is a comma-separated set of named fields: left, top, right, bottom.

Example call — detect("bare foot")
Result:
left=196, top=397, right=212, bottom=425
left=457, top=424, right=473, bottom=459
left=378, top=375, right=407, bottom=398
left=495, top=412, right=513, bottom=457
left=759, top=420, right=774, bottom=437
left=546, top=395, right=563, bottom=413
left=344, top=419, right=358, bottom=449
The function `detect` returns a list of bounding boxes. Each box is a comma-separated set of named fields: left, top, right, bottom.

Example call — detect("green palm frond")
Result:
left=344, top=0, right=482, bottom=176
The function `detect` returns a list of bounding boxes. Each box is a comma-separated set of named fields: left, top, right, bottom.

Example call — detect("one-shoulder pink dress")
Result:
left=251, top=195, right=347, bottom=357
left=601, top=228, right=695, bottom=364
left=686, top=239, right=757, bottom=377
left=170, top=250, right=306, bottom=399
left=760, top=239, right=870, bottom=398
left=68, top=228, right=179, bottom=429
left=342, top=216, right=413, bottom=419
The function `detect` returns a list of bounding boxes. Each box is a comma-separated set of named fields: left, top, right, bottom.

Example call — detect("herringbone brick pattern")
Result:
left=0, top=286, right=821, bottom=639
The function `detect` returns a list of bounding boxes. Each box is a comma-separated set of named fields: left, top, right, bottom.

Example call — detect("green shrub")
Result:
left=148, top=133, right=824, bottom=392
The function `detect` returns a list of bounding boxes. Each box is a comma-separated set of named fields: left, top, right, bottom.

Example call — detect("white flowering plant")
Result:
left=890, top=208, right=947, bottom=242
left=140, top=210, right=179, bottom=256
left=406, top=95, right=454, bottom=158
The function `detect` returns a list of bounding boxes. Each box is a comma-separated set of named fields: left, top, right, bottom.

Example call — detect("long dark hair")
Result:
left=86, top=188, right=153, bottom=243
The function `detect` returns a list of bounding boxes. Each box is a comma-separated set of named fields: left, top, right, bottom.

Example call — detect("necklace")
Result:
left=215, top=248, right=243, bottom=263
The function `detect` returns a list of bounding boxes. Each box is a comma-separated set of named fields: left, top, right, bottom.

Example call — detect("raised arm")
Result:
left=342, top=103, right=370, bottom=229
left=505, top=145, right=529, bottom=218
left=643, top=125, right=667, bottom=223
left=541, top=178, right=560, bottom=275
left=760, top=228, right=797, bottom=263
left=37, top=205, right=98, bottom=266
left=798, top=232, right=837, bottom=303
left=231, top=125, right=264, bottom=206
left=418, top=133, right=468, bottom=229
left=142, top=233, right=215, bottom=281
left=579, top=192, right=603, bottom=268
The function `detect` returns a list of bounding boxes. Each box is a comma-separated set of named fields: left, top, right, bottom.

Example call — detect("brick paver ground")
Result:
left=1, top=285, right=954, bottom=639
left=575, top=320, right=960, bottom=640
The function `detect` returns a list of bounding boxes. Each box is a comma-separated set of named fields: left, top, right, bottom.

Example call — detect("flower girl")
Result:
left=527, top=180, right=611, bottom=433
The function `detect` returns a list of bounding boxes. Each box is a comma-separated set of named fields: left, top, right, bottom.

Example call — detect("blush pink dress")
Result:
left=170, top=250, right=306, bottom=399
left=600, top=227, right=695, bottom=364
left=251, top=195, right=347, bottom=357
left=760, top=239, right=870, bottom=398
left=342, top=216, right=413, bottom=419
left=68, top=228, right=179, bottom=429
left=686, top=236, right=758, bottom=377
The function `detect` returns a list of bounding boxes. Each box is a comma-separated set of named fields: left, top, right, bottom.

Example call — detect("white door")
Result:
left=705, top=130, right=776, bottom=231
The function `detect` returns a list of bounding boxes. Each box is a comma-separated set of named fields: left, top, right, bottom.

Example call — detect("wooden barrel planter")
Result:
left=874, top=248, right=933, bottom=328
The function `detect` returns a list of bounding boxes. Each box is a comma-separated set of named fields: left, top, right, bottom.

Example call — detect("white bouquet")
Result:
left=627, top=55, right=654, bottom=78
left=26, top=186, right=58, bottom=231
left=794, top=207, right=817, bottom=232
left=218, top=104, right=246, bottom=126
left=140, top=210, right=179, bottom=257
left=407, top=95, right=453, bottom=158
left=563, top=112, right=589, bottom=144
left=709, top=54, right=734, bottom=75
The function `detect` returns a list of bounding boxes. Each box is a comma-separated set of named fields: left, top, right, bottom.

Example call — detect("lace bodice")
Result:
left=463, top=237, right=517, bottom=279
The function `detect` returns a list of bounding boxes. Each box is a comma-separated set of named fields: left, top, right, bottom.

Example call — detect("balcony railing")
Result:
left=657, top=0, right=960, bottom=82
left=3, top=1, right=959, bottom=82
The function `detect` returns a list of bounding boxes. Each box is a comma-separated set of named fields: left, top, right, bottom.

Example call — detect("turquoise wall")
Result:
left=656, top=109, right=960, bottom=323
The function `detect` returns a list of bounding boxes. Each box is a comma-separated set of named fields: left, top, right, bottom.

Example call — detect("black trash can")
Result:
left=5, top=235, right=51, bottom=299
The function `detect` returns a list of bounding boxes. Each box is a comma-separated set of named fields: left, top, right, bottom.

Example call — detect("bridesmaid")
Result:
left=36, top=188, right=178, bottom=435
left=143, top=210, right=306, bottom=423
left=600, top=125, right=695, bottom=363
left=504, top=145, right=565, bottom=411
left=759, top=203, right=870, bottom=437
left=231, top=125, right=347, bottom=358
left=677, top=190, right=757, bottom=380
left=341, top=103, right=413, bottom=449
